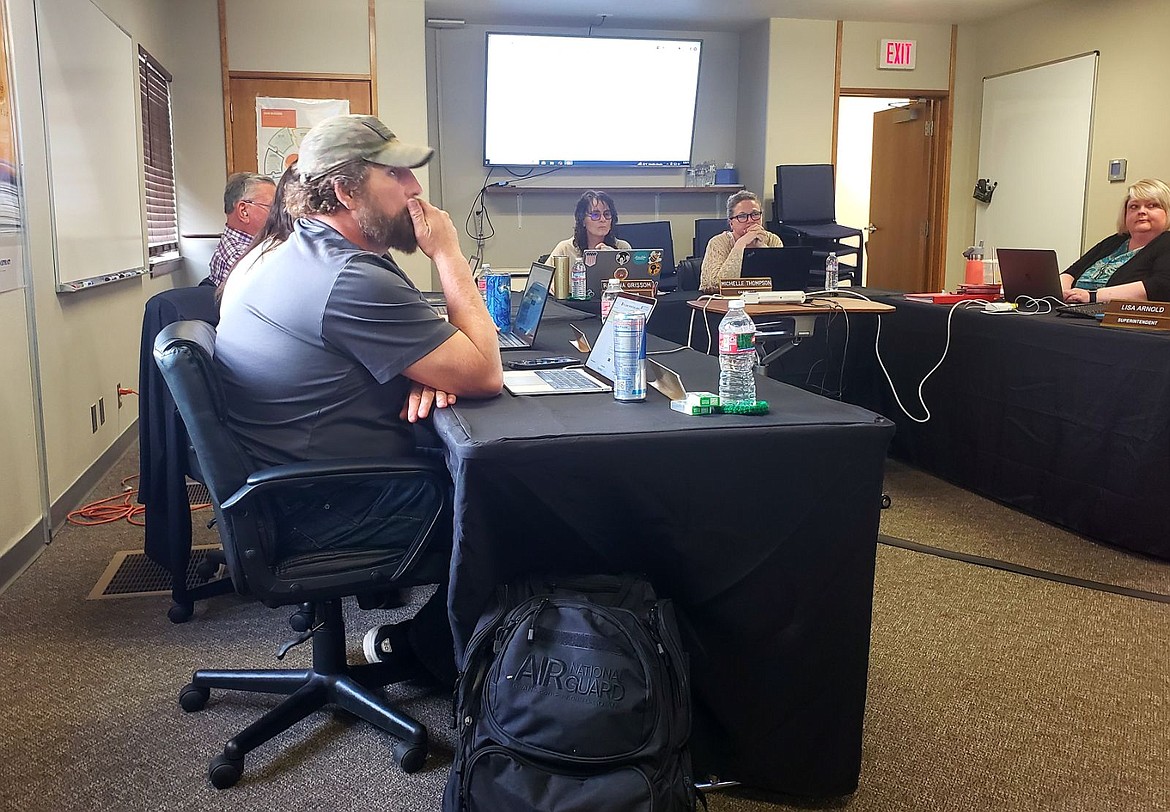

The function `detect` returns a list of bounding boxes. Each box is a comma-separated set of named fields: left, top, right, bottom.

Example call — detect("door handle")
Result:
left=864, top=224, right=878, bottom=235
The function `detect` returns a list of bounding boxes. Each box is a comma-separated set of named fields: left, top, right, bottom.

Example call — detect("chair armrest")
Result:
left=221, top=456, right=447, bottom=510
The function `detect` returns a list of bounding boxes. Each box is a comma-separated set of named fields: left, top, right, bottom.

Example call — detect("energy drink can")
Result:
left=485, top=270, right=511, bottom=332
left=612, top=312, right=646, bottom=402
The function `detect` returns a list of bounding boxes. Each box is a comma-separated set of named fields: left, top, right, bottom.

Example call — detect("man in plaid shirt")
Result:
left=204, top=172, right=276, bottom=286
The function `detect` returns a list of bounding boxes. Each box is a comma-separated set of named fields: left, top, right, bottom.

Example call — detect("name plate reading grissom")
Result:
left=620, top=279, right=657, bottom=296
left=1100, top=300, right=1170, bottom=332
left=719, top=278, right=772, bottom=297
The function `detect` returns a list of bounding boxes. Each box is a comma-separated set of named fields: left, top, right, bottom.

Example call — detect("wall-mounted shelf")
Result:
left=484, top=185, right=744, bottom=220
left=484, top=185, right=743, bottom=195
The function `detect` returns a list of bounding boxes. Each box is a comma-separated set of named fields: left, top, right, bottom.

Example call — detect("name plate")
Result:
left=1100, top=300, right=1170, bottom=332
left=719, top=278, right=772, bottom=297
left=620, top=279, right=657, bottom=296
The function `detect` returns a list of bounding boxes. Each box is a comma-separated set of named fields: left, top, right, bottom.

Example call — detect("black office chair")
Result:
left=693, top=217, right=727, bottom=260
left=153, top=320, right=452, bottom=789
left=770, top=164, right=863, bottom=281
left=675, top=218, right=730, bottom=291
left=612, top=220, right=678, bottom=292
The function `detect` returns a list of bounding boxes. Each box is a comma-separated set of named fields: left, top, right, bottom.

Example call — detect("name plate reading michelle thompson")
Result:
left=719, top=278, right=772, bottom=297
left=1100, top=300, right=1170, bottom=332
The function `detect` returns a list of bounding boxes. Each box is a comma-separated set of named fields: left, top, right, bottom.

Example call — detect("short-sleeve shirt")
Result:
left=215, top=218, right=456, bottom=468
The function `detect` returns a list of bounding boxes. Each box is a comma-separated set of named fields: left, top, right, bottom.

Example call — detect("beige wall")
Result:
left=761, top=17, right=837, bottom=214
left=226, top=0, right=370, bottom=75
left=735, top=26, right=771, bottom=208
left=840, top=21, right=952, bottom=91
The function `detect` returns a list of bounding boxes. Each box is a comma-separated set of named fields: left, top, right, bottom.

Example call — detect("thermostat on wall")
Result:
left=1108, top=159, right=1127, bottom=182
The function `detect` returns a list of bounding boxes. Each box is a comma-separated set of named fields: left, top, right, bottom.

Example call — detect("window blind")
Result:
left=139, top=47, right=177, bottom=259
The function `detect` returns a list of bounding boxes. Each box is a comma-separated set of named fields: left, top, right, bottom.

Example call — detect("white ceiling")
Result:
left=424, top=0, right=1047, bottom=32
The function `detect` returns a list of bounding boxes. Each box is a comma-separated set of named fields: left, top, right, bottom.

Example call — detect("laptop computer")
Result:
left=502, top=293, right=657, bottom=395
left=582, top=248, right=663, bottom=299
left=997, top=248, right=1064, bottom=303
left=423, top=263, right=553, bottom=349
left=498, top=262, right=553, bottom=349
left=742, top=247, right=816, bottom=292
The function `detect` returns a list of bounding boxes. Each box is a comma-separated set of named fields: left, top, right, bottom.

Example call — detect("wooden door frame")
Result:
left=217, top=0, right=378, bottom=173
left=831, top=24, right=956, bottom=292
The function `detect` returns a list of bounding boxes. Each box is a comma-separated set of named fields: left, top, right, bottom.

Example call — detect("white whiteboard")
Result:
left=974, top=53, right=1097, bottom=269
left=35, top=0, right=146, bottom=290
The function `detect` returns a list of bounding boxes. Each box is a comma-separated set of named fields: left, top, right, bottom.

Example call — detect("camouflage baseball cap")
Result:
left=297, top=115, right=434, bottom=180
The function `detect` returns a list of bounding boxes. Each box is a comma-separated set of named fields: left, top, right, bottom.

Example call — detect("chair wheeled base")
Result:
left=179, top=599, right=428, bottom=789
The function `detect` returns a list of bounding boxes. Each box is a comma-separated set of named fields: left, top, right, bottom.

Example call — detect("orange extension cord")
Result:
left=65, top=474, right=211, bottom=527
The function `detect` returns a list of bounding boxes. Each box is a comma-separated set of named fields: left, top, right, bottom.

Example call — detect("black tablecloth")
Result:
left=853, top=294, right=1170, bottom=560
left=566, top=292, right=881, bottom=403
left=434, top=321, right=895, bottom=797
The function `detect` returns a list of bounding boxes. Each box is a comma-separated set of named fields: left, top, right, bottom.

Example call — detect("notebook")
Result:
left=498, top=262, right=554, bottom=349
left=582, top=248, right=663, bottom=300
left=997, top=248, right=1064, bottom=303
left=742, top=247, right=816, bottom=292
left=502, top=293, right=657, bottom=395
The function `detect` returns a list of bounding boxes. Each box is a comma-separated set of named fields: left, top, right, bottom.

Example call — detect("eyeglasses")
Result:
left=243, top=199, right=272, bottom=210
left=586, top=210, right=613, bottom=221
left=730, top=211, right=763, bottom=223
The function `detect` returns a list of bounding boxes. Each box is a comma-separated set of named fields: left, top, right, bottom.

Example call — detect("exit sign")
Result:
left=879, top=39, right=916, bottom=70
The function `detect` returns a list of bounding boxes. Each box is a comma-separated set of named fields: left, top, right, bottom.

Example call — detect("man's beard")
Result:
left=355, top=199, right=418, bottom=254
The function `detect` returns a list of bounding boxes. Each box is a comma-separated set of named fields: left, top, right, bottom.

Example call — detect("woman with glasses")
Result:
left=545, top=190, right=631, bottom=264
left=699, top=190, right=783, bottom=293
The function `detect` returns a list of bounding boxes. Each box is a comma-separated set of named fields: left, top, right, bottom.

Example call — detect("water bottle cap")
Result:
left=728, top=297, right=744, bottom=308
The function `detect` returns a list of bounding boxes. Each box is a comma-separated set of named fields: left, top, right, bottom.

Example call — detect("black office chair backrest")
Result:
left=775, top=164, right=837, bottom=224
left=153, top=320, right=451, bottom=606
left=693, top=218, right=727, bottom=259
left=612, top=220, right=676, bottom=280
left=153, top=321, right=251, bottom=513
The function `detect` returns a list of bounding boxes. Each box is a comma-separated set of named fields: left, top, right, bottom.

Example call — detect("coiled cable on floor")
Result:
left=66, top=474, right=210, bottom=527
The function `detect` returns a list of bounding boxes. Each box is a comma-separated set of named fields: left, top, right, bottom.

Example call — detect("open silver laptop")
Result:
left=502, top=293, right=656, bottom=395
left=498, top=262, right=553, bottom=349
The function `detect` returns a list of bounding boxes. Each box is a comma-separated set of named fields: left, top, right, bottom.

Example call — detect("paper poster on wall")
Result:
left=0, top=21, right=21, bottom=294
left=0, top=232, right=23, bottom=294
left=256, top=97, right=349, bottom=179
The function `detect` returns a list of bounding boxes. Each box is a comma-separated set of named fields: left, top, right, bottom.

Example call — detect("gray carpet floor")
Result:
left=0, top=449, right=1166, bottom=811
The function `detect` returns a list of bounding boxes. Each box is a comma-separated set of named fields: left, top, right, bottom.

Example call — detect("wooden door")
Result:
left=866, top=101, right=936, bottom=292
left=227, top=76, right=372, bottom=174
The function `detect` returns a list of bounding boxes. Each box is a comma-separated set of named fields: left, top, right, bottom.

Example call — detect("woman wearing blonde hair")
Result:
left=1062, top=178, right=1170, bottom=304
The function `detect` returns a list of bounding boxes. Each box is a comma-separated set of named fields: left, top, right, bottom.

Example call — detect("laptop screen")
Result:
left=513, top=262, right=554, bottom=342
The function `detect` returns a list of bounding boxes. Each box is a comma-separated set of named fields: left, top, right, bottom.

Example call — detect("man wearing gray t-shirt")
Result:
left=215, top=115, right=502, bottom=685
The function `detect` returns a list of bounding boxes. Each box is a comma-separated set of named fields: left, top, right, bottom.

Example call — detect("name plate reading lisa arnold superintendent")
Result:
left=1100, top=300, right=1170, bottom=332
left=718, top=278, right=773, bottom=297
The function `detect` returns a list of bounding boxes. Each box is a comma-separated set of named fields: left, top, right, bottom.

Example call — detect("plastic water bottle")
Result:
left=478, top=262, right=491, bottom=302
left=824, top=252, right=839, bottom=292
left=570, top=259, right=587, bottom=300
left=600, top=278, right=622, bottom=322
left=718, top=298, right=756, bottom=406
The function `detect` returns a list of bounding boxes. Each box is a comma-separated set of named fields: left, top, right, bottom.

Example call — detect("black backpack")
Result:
left=443, top=574, right=696, bottom=812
